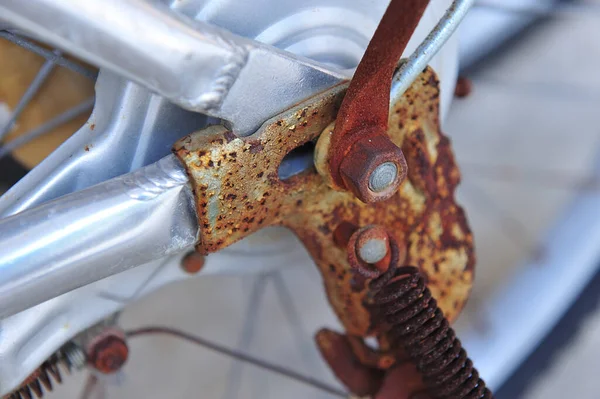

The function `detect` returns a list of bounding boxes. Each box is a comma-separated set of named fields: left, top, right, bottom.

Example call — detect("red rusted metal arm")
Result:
left=326, top=0, right=431, bottom=202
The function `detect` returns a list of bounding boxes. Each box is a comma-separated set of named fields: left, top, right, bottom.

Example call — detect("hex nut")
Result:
left=339, top=133, right=407, bottom=203
left=89, top=334, right=129, bottom=374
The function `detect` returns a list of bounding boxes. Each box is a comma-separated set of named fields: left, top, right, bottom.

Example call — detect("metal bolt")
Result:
left=88, top=334, right=129, bottom=374
left=347, top=226, right=391, bottom=277
left=358, top=237, right=388, bottom=264
left=368, top=162, right=398, bottom=193
left=339, top=133, right=407, bottom=203
left=182, top=251, right=205, bottom=274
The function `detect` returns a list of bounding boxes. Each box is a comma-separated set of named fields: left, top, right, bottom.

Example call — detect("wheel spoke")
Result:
left=271, top=273, right=317, bottom=372
left=126, top=326, right=348, bottom=398
left=223, top=275, right=269, bottom=399
left=0, top=53, right=57, bottom=142
left=0, top=98, right=94, bottom=160
left=0, top=31, right=97, bottom=80
left=79, top=374, right=107, bottom=399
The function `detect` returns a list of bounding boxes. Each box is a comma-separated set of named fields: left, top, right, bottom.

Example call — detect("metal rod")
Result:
left=126, top=326, right=348, bottom=397
left=391, top=0, right=476, bottom=103
left=223, top=276, right=268, bottom=399
left=0, top=155, right=197, bottom=319
left=271, top=273, right=316, bottom=372
left=0, top=0, right=344, bottom=135
left=0, top=31, right=97, bottom=79
left=0, top=53, right=57, bottom=142
left=0, top=98, right=95, bottom=160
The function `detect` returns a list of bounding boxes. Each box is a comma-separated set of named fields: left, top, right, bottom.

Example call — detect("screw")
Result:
left=369, top=162, right=398, bottom=193
left=182, top=251, right=205, bottom=274
left=88, top=333, right=129, bottom=374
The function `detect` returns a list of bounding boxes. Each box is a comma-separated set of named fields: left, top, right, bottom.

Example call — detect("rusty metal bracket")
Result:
left=174, top=67, right=474, bottom=341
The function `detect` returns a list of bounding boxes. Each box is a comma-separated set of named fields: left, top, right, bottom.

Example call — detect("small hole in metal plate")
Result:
left=278, top=141, right=316, bottom=180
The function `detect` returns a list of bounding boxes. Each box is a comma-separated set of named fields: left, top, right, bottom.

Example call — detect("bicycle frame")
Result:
left=0, top=0, right=473, bottom=395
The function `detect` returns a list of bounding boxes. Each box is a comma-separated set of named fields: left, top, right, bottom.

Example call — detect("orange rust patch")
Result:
left=173, top=68, right=474, bottom=335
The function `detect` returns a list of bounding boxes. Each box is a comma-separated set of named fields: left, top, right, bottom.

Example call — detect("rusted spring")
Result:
left=6, top=343, right=85, bottom=399
left=368, top=264, right=492, bottom=399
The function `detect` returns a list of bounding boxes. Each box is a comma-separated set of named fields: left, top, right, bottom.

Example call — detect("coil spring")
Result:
left=6, top=343, right=85, bottom=399
left=367, top=252, right=492, bottom=399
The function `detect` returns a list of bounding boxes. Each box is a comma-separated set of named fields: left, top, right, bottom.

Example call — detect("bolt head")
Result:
left=358, top=238, right=388, bottom=264
left=339, top=132, right=407, bottom=203
left=90, top=335, right=129, bottom=374
left=182, top=251, right=205, bottom=274
left=347, top=226, right=391, bottom=277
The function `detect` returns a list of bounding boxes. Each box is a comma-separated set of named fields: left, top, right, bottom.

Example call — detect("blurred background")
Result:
left=1, top=0, right=600, bottom=398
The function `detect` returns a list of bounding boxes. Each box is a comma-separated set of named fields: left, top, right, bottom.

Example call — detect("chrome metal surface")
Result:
left=391, top=0, right=474, bottom=104
left=0, top=0, right=345, bottom=135
left=0, top=155, right=197, bottom=319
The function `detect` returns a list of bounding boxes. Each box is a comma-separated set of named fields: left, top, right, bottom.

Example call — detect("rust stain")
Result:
left=174, top=67, right=474, bottom=341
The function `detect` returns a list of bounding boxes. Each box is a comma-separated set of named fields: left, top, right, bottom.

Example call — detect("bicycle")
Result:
left=1, top=1, right=598, bottom=398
